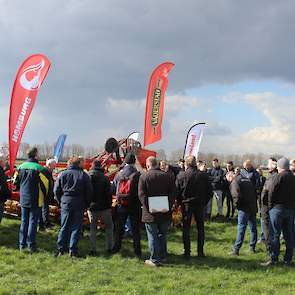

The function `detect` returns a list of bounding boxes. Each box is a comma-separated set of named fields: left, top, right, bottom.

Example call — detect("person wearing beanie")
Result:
left=261, top=157, right=295, bottom=266
left=111, top=153, right=142, bottom=257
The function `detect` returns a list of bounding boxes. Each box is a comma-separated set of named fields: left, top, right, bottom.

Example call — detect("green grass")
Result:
left=0, top=215, right=295, bottom=295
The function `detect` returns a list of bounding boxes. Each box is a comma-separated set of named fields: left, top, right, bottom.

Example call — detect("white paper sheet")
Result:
left=148, top=196, right=169, bottom=213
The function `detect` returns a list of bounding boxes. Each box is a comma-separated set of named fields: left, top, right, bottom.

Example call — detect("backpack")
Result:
left=117, top=172, right=139, bottom=207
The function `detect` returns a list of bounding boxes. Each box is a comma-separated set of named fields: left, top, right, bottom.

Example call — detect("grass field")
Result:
left=0, top=214, right=295, bottom=295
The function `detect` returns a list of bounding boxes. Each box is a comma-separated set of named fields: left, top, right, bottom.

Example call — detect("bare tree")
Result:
left=156, top=149, right=167, bottom=161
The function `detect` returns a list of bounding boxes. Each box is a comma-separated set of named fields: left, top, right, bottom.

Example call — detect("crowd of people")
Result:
left=0, top=147, right=295, bottom=267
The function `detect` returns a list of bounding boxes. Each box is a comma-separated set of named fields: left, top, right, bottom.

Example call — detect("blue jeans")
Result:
left=19, top=207, right=41, bottom=250
left=0, top=202, right=4, bottom=223
left=145, top=220, right=170, bottom=263
left=233, top=210, right=257, bottom=252
left=57, top=209, right=84, bottom=254
left=269, top=207, right=295, bottom=262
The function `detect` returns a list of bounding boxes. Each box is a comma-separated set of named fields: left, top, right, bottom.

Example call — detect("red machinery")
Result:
left=4, top=137, right=157, bottom=221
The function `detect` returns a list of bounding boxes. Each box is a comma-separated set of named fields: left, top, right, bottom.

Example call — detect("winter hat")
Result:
left=277, top=157, right=290, bottom=170
left=125, top=153, right=136, bottom=164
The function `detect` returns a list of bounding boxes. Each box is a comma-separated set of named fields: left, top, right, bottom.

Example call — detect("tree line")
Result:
left=0, top=142, right=283, bottom=167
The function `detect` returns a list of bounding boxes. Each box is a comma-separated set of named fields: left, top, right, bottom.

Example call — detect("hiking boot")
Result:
left=249, top=247, right=256, bottom=254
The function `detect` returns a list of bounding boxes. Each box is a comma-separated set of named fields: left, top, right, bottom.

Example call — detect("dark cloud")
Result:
left=0, top=0, right=294, bottom=149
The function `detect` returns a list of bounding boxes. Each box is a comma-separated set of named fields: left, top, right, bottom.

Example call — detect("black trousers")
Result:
left=182, top=206, right=205, bottom=255
left=222, top=190, right=234, bottom=218
left=39, top=197, right=50, bottom=228
left=113, top=208, right=141, bottom=256
left=261, top=206, right=272, bottom=252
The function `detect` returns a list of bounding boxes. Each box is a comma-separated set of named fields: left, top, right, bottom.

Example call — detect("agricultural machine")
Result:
left=4, top=136, right=157, bottom=222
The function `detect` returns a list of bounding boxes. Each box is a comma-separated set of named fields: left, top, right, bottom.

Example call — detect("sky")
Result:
left=0, top=0, right=295, bottom=157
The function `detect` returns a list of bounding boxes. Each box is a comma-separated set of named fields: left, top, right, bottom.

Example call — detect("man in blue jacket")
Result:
left=54, top=156, right=92, bottom=257
left=207, top=159, right=225, bottom=218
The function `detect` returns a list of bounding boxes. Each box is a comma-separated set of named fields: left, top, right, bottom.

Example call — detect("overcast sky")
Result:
left=1, top=0, right=295, bottom=157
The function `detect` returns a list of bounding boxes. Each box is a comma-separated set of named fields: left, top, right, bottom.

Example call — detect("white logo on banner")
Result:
left=20, top=59, right=45, bottom=90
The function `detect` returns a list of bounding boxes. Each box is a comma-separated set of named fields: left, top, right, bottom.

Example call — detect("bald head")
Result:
left=243, top=159, right=252, bottom=170
left=146, top=156, right=158, bottom=170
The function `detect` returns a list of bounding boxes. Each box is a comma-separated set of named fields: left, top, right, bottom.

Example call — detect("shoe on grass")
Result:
left=260, top=260, right=277, bottom=267
left=198, top=252, right=206, bottom=258
left=54, top=250, right=64, bottom=257
left=69, top=251, right=80, bottom=258
left=88, top=250, right=98, bottom=257
left=144, top=259, right=160, bottom=267
left=183, top=253, right=191, bottom=260
left=229, top=249, right=239, bottom=256
left=249, top=247, right=256, bottom=254
left=28, top=248, right=38, bottom=255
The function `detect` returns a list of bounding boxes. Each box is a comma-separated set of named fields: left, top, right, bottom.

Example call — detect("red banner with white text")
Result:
left=9, top=54, right=51, bottom=173
left=144, top=62, right=174, bottom=146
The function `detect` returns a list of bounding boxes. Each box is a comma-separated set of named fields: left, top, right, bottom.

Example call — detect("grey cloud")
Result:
left=205, top=123, right=232, bottom=136
left=0, top=0, right=295, bottom=149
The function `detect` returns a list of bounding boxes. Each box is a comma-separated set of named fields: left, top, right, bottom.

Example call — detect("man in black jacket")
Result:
left=87, top=159, right=113, bottom=255
left=207, top=159, right=224, bottom=218
left=112, top=153, right=141, bottom=257
left=176, top=156, right=212, bottom=258
left=138, top=156, right=176, bottom=267
left=0, top=155, right=11, bottom=223
left=227, top=171, right=257, bottom=255
left=54, top=156, right=93, bottom=257
left=260, top=158, right=277, bottom=253
left=240, top=160, right=260, bottom=190
left=261, top=157, right=295, bottom=266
